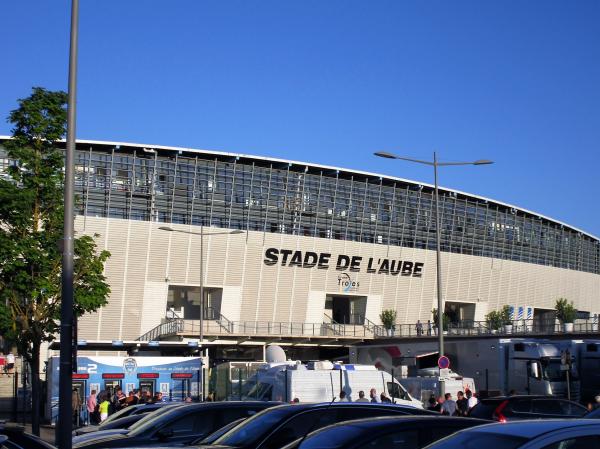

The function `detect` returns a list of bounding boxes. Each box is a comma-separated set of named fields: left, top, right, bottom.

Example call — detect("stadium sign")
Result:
left=263, top=247, right=424, bottom=277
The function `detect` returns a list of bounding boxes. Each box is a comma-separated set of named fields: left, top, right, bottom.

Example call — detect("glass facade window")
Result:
left=1, top=142, right=598, bottom=275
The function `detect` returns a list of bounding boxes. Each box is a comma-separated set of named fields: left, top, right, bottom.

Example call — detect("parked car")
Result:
left=468, top=396, right=587, bottom=422
left=73, top=404, right=185, bottom=445
left=0, top=423, right=56, bottom=449
left=280, top=415, right=489, bottom=449
left=423, top=419, right=600, bottom=449
left=195, top=402, right=438, bottom=449
left=74, top=403, right=171, bottom=436
left=72, top=401, right=279, bottom=448
left=584, top=407, right=600, bottom=419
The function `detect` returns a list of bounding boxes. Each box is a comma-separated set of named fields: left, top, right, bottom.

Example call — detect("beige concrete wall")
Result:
left=75, top=216, right=600, bottom=340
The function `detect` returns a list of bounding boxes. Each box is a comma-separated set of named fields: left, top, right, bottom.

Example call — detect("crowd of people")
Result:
left=0, top=352, right=16, bottom=376
left=74, top=387, right=168, bottom=425
left=426, top=389, right=478, bottom=415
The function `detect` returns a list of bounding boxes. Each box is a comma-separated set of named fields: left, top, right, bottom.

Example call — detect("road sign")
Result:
left=439, top=368, right=450, bottom=378
left=438, top=356, right=450, bottom=370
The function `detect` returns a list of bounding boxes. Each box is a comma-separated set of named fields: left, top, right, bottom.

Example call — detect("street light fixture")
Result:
left=374, top=151, right=493, bottom=395
left=158, top=225, right=244, bottom=400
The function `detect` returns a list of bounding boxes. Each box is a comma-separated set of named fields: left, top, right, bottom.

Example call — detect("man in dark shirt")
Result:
left=456, top=391, right=469, bottom=416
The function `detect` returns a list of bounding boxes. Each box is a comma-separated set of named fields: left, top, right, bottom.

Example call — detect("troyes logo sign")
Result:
left=338, top=273, right=359, bottom=292
left=263, top=248, right=424, bottom=277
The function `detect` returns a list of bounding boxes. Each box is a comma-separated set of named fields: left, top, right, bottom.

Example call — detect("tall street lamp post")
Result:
left=159, top=226, right=244, bottom=400
left=374, top=151, right=493, bottom=396
left=58, top=0, right=79, bottom=447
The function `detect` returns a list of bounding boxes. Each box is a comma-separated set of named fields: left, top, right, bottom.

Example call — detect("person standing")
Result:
left=456, top=391, right=468, bottom=416
left=369, top=388, right=380, bottom=403
left=86, top=390, right=98, bottom=424
left=0, top=352, right=6, bottom=376
left=380, top=393, right=392, bottom=403
left=355, top=391, right=370, bottom=402
left=427, top=320, right=432, bottom=336
left=337, top=391, right=351, bottom=402
left=416, top=320, right=423, bottom=336
left=6, top=352, right=15, bottom=376
left=466, top=389, right=478, bottom=411
left=441, top=393, right=457, bottom=416
left=99, top=396, right=110, bottom=422
left=72, top=388, right=82, bottom=426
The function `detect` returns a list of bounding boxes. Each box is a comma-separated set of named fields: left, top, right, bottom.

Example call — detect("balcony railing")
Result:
left=372, top=318, right=600, bottom=338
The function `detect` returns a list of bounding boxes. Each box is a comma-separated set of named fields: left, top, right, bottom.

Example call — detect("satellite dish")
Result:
left=265, top=345, right=287, bottom=363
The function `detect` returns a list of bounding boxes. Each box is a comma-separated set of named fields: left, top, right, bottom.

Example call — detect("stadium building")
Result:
left=1, top=138, right=599, bottom=358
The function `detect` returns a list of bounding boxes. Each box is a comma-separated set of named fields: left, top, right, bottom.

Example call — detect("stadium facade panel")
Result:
left=1, top=138, right=599, bottom=341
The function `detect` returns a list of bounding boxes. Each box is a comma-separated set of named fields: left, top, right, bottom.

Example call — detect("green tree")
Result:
left=0, top=87, right=111, bottom=435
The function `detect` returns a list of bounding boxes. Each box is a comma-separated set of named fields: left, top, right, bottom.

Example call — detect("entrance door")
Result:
left=139, top=380, right=155, bottom=398
left=72, top=381, right=85, bottom=426
left=104, top=380, right=121, bottom=398
left=329, top=295, right=367, bottom=324
left=171, top=379, right=191, bottom=401
left=332, top=296, right=351, bottom=324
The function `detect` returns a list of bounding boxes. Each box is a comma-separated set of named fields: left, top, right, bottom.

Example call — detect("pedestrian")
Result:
left=416, top=320, right=423, bottom=336
left=355, top=391, right=370, bottom=403
left=338, top=391, right=351, bottom=402
left=466, top=389, right=478, bottom=410
left=0, top=352, right=5, bottom=376
left=369, top=388, right=380, bottom=403
left=380, top=392, right=392, bottom=403
left=99, top=396, right=110, bottom=422
left=185, top=396, right=193, bottom=403
left=72, top=388, right=82, bottom=426
left=153, top=391, right=163, bottom=403
left=441, top=393, right=457, bottom=416
left=87, top=390, right=98, bottom=424
left=126, top=390, right=138, bottom=406
left=427, top=320, right=432, bottom=336
left=456, top=391, right=468, bottom=416
left=6, top=351, right=15, bottom=375
left=291, top=398, right=300, bottom=404
left=434, top=395, right=444, bottom=412
left=112, top=386, right=126, bottom=412
left=427, top=395, right=438, bottom=411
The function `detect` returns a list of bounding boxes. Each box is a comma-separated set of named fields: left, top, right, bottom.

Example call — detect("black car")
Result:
left=281, top=415, right=489, bottom=449
left=468, top=395, right=587, bottom=422
left=0, top=423, right=56, bottom=449
left=196, top=402, right=437, bottom=449
left=73, top=402, right=279, bottom=448
left=74, top=403, right=170, bottom=436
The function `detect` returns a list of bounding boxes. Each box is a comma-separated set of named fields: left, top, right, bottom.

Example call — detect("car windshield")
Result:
left=298, top=424, right=365, bottom=449
left=425, top=432, right=528, bottom=449
left=542, top=360, right=566, bottom=382
left=126, top=405, right=182, bottom=434
left=215, top=408, right=295, bottom=447
left=101, top=406, right=136, bottom=425
left=196, top=418, right=246, bottom=444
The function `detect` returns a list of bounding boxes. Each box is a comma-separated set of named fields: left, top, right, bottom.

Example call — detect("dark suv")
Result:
left=469, top=395, right=587, bottom=422
left=197, top=402, right=436, bottom=449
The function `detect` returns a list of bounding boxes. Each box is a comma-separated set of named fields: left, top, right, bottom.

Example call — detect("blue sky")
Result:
left=1, top=0, right=599, bottom=235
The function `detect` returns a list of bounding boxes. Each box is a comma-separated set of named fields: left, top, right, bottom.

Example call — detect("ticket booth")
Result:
left=137, top=373, right=159, bottom=397
left=171, top=373, right=193, bottom=401
left=102, top=373, right=124, bottom=396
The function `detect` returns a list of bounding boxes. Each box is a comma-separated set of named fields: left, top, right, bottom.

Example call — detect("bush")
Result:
left=500, top=305, right=513, bottom=325
left=431, top=308, right=450, bottom=331
left=486, top=310, right=502, bottom=330
left=555, top=298, right=577, bottom=324
left=380, top=309, right=397, bottom=329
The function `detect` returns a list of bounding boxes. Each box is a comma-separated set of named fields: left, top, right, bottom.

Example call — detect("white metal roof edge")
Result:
left=1, top=135, right=598, bottom=241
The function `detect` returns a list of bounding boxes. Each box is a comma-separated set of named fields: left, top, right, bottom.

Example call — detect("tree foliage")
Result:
left=0, top=87, right=111, bottom=432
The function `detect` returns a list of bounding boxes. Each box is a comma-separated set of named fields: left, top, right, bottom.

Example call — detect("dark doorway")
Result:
left=326, top=295, right=367, bottom=324
left=139, top=380, right=155, bottom=397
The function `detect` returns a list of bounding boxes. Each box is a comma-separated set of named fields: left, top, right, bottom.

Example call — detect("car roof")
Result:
left=268, top=402, right=426, bottom=412
left=461, top=419, right=600, bottom=439
left=483, top=395, right=565, bottom=401
left=316, top=415, right=487, bottom=430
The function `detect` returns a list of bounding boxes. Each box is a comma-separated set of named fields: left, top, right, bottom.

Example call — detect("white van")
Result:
left=243, top=361, right=423, bottom=408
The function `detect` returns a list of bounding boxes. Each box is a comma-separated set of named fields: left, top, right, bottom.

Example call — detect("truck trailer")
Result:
left=351, top=338, right=580, bottom=400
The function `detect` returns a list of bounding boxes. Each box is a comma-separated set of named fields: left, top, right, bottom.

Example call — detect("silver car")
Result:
left=424, top=419, right=600, bottom=449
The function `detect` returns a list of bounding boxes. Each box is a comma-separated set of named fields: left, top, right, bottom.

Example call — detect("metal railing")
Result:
left=138, top=317, right=599, bottom=342
left=372, top=318, right=600, bottom=338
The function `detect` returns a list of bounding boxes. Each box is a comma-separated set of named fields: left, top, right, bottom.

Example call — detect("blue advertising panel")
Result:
left=46, top=356, right=201, bottom=423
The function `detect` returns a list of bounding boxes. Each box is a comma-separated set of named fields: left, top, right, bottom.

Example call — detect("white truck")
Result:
left=398, top=369, right=476, bottom=405
left=351, top=338, right=580, bottom=400
left=556, top=339, right=600, bottom=403
left=242, top=361, right=423, bottom=408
